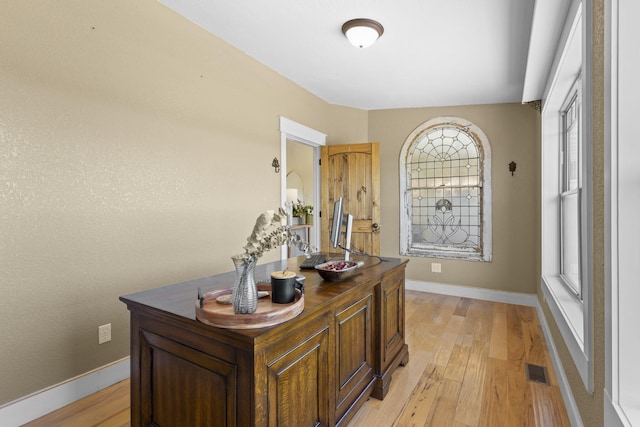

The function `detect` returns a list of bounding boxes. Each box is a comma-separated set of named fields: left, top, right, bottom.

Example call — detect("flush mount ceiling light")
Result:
left=341, top=18, right=384, bottom=48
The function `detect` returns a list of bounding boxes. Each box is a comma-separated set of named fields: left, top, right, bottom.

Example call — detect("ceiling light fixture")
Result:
left=341, top=18, right=384, bottom=49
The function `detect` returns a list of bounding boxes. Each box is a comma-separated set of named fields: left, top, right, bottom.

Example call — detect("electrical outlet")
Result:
left=98, top=323, right=111, bottom=344
left=431, top=263, right=442, bottom=273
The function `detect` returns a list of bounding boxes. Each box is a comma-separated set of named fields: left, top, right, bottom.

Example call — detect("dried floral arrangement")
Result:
left=235, top=208, right=308, bottom=261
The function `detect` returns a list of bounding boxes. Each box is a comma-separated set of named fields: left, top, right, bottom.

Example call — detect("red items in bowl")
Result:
left=314, top=260, right=360, bottom=282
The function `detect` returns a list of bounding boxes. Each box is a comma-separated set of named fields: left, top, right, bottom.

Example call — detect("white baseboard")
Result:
left=407, top=280, right=583, bottom=427
left=406, top=279, right=539, bottom=306
left=532, top=296, right=585, bottom=427
left=0, top=357, right=130, bottom=427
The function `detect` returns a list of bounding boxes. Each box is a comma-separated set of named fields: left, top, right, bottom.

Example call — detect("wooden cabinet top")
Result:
left=120, top=255, right=407, bottom=343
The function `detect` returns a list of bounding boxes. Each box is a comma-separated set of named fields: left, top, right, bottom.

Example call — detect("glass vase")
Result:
left=231, top=255, right=258, bottom=314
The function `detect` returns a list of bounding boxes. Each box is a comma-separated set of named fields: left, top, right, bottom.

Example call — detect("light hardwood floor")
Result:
left=23, top=291, right=571, bottom=427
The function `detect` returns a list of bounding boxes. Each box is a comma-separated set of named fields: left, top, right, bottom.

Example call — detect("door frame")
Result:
left=279, top=117, right=326, bottom=259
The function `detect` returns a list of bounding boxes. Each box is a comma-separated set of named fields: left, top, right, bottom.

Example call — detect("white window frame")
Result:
left=559, top=78, right=582, bottom=298
left=541, top=0, right=593, bottom=393
left=605, top=0, right=640, bottom=425
left=399, top=116, right=492, bottom=262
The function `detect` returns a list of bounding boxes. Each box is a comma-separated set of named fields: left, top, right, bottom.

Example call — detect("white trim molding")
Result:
left=278, top=116, right=327, bottom=258
left=522, top=0, right=574, bottom=102
left=0, top=357, right=129, bottom=427
left=279, top=116, right=327, bottom=147
left=407, top=280, right=583, bottom=427
left=605, top=0, right=640, bottom=425
left=540, top=0, right=594, bottom=394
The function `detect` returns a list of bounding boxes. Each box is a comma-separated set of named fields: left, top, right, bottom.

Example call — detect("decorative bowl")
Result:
left=314, top=260, right=362, bottom=282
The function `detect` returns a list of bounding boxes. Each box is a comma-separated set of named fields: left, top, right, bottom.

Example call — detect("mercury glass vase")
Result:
left=231, top=255, right=258, bottom=314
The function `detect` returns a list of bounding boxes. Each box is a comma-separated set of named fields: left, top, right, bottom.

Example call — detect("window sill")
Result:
left=402, top=248, right=490, bottom=262
left=621, top=405, right=640, bottom=427
left=542, top=274, right=591, bottom=391
left=606, top=392, right=640, bottom=427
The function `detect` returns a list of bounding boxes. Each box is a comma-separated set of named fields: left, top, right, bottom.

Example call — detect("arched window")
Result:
left=399, top=117, right=492, bottom=261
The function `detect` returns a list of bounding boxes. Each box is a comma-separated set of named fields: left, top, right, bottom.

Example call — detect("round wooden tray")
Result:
left=195, top=283, right=304, bottom=329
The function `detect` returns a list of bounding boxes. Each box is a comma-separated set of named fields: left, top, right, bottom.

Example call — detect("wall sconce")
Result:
left=272, top=158, right=280, bottom=173
left=509, top=161, right=517, bottom=176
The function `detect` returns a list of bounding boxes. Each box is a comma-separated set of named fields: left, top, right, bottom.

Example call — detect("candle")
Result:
left=271, top=271, right=296, bottom=280
left=271, top=270, right=297, bottom=304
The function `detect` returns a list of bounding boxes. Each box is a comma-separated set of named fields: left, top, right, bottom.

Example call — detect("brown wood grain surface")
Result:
left=321, top=143, right=380, bottom=256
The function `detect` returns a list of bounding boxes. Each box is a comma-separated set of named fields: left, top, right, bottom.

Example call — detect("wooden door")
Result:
left=321, top=143, right=380, bottom=255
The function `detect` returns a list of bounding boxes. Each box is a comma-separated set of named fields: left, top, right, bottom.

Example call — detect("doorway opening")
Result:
left=279, top=117, right=326, bottom=259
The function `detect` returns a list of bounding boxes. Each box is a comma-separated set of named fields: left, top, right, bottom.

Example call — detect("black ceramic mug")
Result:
left=271, top=270, right=297, bottom=304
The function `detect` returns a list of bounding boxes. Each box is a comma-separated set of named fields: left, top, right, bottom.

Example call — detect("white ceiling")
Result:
left=157, top=0, right=571, bottom=110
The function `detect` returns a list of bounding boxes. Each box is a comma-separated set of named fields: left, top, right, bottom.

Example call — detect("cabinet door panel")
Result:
left=267, top=327, right=330, bottom=427
left=380, top=271, right=405, bottom=370
left=382, top=281, right=403, bottom=365
left=140, top=330, right=237, bottom=427
left=335, top=294, right=374, bottom=419
left=371, top=267, right=409, bottom=400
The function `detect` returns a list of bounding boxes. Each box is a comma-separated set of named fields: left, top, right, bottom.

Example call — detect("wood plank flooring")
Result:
left=23, top=291, right=571, bottom=427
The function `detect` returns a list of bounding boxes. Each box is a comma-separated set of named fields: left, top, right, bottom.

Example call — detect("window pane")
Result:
left=561, top=190, right=580, bottom=295
left=564, top=96, right=580, bottom=192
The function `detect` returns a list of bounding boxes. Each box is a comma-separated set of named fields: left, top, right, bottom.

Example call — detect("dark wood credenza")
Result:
left=120, top=256, right=409, bottom=426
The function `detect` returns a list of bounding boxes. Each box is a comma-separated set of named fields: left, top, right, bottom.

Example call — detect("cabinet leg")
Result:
left=400, top=349, right=410, bottom=366
left=371, top=345, right=409, bottom=400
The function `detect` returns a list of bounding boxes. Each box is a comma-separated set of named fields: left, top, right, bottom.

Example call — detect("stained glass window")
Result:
left=400, top=118, right=492, bottom=261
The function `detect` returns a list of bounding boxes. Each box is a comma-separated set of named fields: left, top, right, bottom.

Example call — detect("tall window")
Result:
left=541, top=2, right=592, bottom=393
left=400, top=117, right=492, bottom=261
left=560, top=81, right=582, bottom=297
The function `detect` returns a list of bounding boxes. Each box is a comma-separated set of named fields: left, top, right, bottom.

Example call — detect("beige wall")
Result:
left=0, top=0, right=344, bottom=405
left=326, top=105, right=369, bottom=145
left=370, top=104, right=540, bottom=294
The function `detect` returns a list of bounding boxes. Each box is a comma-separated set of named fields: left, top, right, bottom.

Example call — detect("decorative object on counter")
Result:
left=292, top=200, right=305, bottom=224
left=216, top=290, right=269, bottom=305
left=232, top=208, right=309, bottom=314
left=231, top=254, right=258, bottom=313
left=271, top=270, right=297, bottom=304
left=196, top=282, right=304, bottom=329
left=305, top=206, right=314, bottom=225
left=197, top=287, right=204, bottom=308
left=292, top=200, right=313, bottom=225
left=315, top=260, right=364, bottom=282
